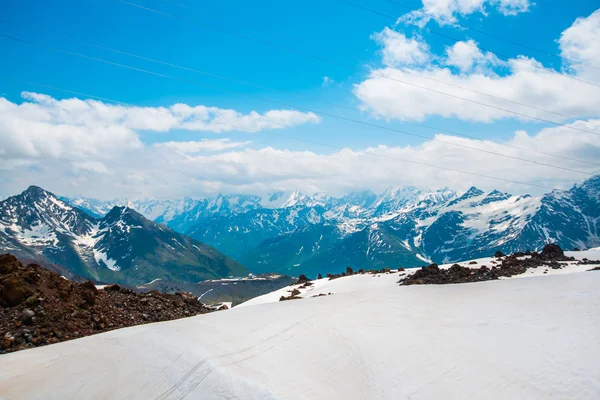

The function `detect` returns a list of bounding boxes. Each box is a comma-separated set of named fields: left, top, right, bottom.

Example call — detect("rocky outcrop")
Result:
left=401, top=244, right=575, bottom=286
left=0, top=254, right=212, bottom=354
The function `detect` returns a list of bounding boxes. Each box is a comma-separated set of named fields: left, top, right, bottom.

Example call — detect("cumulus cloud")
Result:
left=0, top=96, right=142, bottom=161
left=0, top=90, right=323, bottom=182
left=355, top=9, right=600, bottom=124
left=372, top=28, right=431, bottom=67
left=0, top=92, right=320, bottom=162
left=559, top=9, right=600, bottom=79
left=2, top=118, right=598, bottom=199
left=445, top=40, right=503, bottom=73
left=400, top=0, right=532, bottom=26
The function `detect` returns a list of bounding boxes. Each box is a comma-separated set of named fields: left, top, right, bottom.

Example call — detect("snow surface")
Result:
left=239, top=248, right=600, bottom=308
left=1, top=269, right=599, bottom=399
left=92, top=249, right=120, bottom=272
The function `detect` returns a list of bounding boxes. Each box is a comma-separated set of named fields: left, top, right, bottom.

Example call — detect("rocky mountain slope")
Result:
left=0, top=254, right=214, bottom=354
left=0, top=186, right=247, bottom=286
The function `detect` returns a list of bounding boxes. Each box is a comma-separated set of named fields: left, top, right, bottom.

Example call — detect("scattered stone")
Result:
left=468, top=261, right=478, bottom=265
left=279, top=295, right=301, bottom=301
left=494, top=251, right=506, bottom=258
left=295, top=274, right=310, bottom=285
left=20, top=308, right=35, bottom=324
left=577, top=258, right=600, bottom=265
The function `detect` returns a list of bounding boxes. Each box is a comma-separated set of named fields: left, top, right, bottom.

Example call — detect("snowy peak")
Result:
left=576, top=175, right=600, bottom=199
left=1, top=186, right=94, bottom=239
left=446, top=187, right=485, bottom=207
left=99, top=206, right=147, bottom=231
left=478, top=190, right=512, bottom=206
left=0, top=187, right=247, bottom=285
left=280, top=191, right=328, bottom=208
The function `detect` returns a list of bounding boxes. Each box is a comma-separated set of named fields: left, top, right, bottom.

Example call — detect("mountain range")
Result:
left=0, top=186, right=247, bottom=286
left=55, top=175, right=600, bottom=277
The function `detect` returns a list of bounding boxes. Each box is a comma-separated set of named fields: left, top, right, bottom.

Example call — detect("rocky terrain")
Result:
left=0, top=254, right=213, bottom=354
left=400, top=244, right=579, bottom=285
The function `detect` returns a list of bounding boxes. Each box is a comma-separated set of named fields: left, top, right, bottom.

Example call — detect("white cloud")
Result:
left=154, top=139, right=251, bottom=154
left=2, top=118, right=598, bottom=199
left=0, top=96, right=142, bottom=161
left=559, top=9, right=600, bottom=79
left=445, top=40, right=502, bottom=73
left=355, top=10, right=600, bottom=123
left=0, top=92, right=320, bottom=162
left=72, top=161, right=111, bottom=175
left=372, top=28, right=431, bottom=67
left=400, top=0, right=532, bottom=26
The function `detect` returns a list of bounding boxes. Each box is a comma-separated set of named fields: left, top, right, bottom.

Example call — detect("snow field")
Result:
left=1, top=270, right=599, bottom=399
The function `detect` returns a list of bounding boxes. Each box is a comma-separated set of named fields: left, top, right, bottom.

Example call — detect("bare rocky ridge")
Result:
left=0, top=254, right=213, bottom=354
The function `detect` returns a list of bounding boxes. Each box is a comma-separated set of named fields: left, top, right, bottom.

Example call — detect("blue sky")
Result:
left=0, top=0, right=599, bottom=199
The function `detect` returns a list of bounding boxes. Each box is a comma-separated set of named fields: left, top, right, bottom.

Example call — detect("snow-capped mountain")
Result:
left=48, top=175, right=600, bottom=277
left=187, top=177, right=600, bottom=276
left=186, top=205, right=327, bottom=261
left=1, top=186, right=247, bottom=285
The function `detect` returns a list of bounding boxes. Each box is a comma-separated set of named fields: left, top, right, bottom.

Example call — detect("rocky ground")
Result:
left=0, top=254, right=213, bottom=354
left=400, top=244, right=586, bottom=286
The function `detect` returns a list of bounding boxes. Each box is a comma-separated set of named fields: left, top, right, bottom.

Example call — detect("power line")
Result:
left=337, top=0, right=600, bottom=89
left=2, top=33, right=598, bottom=176
left=7, top=78, right=570, bottom=192
left=119, top=1, right=594, bottom=126
left=59, top=35, right=600, bottom=168
left=114, top=1, right=600, bottom=137
left=381, top=0, right=600, bottom=71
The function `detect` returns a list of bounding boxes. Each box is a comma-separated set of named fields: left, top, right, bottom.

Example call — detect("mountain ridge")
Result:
left=49, top=175, right=600, bottom=276
left=0, top=186, right=247, bottom=285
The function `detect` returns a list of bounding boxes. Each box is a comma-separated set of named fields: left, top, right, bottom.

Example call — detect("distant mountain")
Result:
left=1, top=186, right=247, bottom=286
left=56, top=175, right=600, bottom=277
left=186, top=205, right=327, bottom=260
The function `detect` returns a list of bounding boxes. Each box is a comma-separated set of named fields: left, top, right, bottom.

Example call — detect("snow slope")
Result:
left=239, top=248, right=600, bottom=308
left=1, top=271, right=599, bottom=399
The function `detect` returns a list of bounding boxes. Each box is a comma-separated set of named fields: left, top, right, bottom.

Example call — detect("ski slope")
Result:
left=1, top=267, right=599, bottom=399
